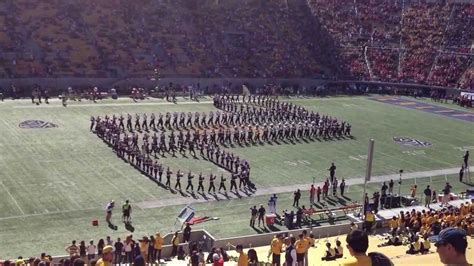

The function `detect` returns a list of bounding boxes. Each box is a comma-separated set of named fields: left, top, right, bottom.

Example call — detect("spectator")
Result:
left=189, top=250, right=199, bottom=266
left=154, top=232, right=164, bottom=262
left=236, top=244, right=248, bottom=266
left=72, top=258, right=85, bottom=266
left=269, top=234, right=283, bottom=266
left=295, top=233, right=309, bottom=266
left=97, top=239, right=104, bottom=257
left=183, top=223, right=192, bottom=243
left=95, top=245, right=113, bottom=266
left=285, top=236, right=297, bottom=266
left=78, top=241, right=86, bottom=261
left=65, top=240, right=79, bottom=258
left=113, top=238, right=122, bottom=264
left=87, top=240, right=96, bottom=261
left=363, top=210, right=375, bottom=233
left=139, top=236, right=149, bottom=263
left=321, top=242, right=336, bottom=261
left=340, top=229, right=393, bottom=266
left=171, top=232, right=180, bottom=257
left=335, top=240, right=344, bottom=258
left=435, top=227, right=471, bottom=265
left=258, top=204, right=266, bottom=227
left=247, top=249, right=258, bottom=266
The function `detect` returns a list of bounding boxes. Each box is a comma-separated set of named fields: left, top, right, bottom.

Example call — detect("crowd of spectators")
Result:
left=0, top=0, right=472, bottom=88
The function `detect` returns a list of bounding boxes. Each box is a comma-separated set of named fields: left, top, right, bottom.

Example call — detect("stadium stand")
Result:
left=0, top=0, right=471, bottom=89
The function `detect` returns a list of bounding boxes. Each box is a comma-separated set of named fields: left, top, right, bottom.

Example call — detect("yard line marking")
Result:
left=451, top=113, right=474, bottom=117
left=415, top=106, right=433, bottom=110
left=398, top=102, right=417, bottom=106
left=0, top=181, right=25, bottom=215
left=0, top=207, right=99, bottom=221
left=434, top=110, right=455, bottom=113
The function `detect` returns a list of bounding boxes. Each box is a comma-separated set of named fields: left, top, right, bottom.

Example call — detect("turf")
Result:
left=0, top=96, right=473, bottom=258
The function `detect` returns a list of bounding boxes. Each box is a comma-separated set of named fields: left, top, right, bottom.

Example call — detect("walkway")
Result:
left=136, top=167, right=460, bottom=209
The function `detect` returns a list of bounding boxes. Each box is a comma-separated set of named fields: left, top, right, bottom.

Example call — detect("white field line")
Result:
left=0, top=181, right=25, bottom=215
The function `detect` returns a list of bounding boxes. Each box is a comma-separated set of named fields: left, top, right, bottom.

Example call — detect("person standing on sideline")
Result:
left=258, top=204, right=266, bottom=227
left=340, top=179, right=346, bottom=197
left=105, top=200, right=115, bottom=224
left=183, top=223, right=192, bottom=243
left=442, top=182, right=452, bottom=207
left=171, top=232, right=180, bottom=257
left=328, top=163, right=336, bottom=183
left=316, top=186, right=322, bottom=202
left=309, top=185, right=316, bottom=205
left=463, top=151, right=469, bottom=168
left=381, top=182, right=388, bottom=196
left=250, top=206, right=257, bottom=227
left=388, top=179, right=394, bottom=195
left=332, top=178, right=338, bottom=196
left=293, top=189, right=301, bottom=207
left=459, top=165, right=465, bottom=183
left=122, top=200, right=132, bottom=224
left=423, top=186, right=432, bottom=208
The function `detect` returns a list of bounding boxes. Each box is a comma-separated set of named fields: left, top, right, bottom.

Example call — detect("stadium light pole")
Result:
left=361, top=139, right=375, bottom=216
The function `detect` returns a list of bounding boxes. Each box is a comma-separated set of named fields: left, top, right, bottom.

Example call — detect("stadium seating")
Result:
left=0, top=0, right=472, bottom=87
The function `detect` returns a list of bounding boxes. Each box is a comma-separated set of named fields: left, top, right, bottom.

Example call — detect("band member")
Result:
left=186, top=171, right=194, bottom=191
left=197, top=173, right=205, bottom=193
left=208, top=174, right=216, bottom=193
left=218, top=174, right=227, bottom=192
left=175, top=169, right=183, bottom=190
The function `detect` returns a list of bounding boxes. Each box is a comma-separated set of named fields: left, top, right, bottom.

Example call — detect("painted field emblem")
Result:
left=19, top=120, right=58, bottom=129
left=393, top=137, right=431, bottom=147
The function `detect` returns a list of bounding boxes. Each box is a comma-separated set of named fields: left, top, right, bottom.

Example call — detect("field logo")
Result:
left=393, top=137, right=431, bottom=147
left=19, top=120, right=58, bottom=129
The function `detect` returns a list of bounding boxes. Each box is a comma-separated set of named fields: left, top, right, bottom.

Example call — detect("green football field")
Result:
left=0, top=96, right=473, bottom=258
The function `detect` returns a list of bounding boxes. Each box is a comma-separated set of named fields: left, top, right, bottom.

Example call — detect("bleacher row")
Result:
left=0, top=0, right=472, bottom=89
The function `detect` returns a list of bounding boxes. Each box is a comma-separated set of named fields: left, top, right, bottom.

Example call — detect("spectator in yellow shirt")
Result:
left=388, top=216, right=398, bottom=236
left=154, top=232, right=164, bottom=262
left=295, top=233, right=309, bottom=266
left=269, top=234, right=283, bottom=266
left=96, top=245, right=113, bottom=266
left=236, top=244, right=249, bottom=266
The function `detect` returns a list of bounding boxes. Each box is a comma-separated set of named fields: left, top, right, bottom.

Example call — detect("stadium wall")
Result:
left=0, top=78, right=459, bottom=93
left=49, top=221, right=360, bottom=263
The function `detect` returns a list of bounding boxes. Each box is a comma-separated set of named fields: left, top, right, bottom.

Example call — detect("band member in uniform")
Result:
left=230, top=173, right=238, bottom=192
left=218, top=174, right=227, bottom=192
left=175, top=169, right=183, bottom=190
left=197, top=173, right=205, bottom=193
left=165, top=167, right=172, bottom=187
left=208, top=174, right=216, bottom=193
left=186, top=171, right=194, bottom=191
